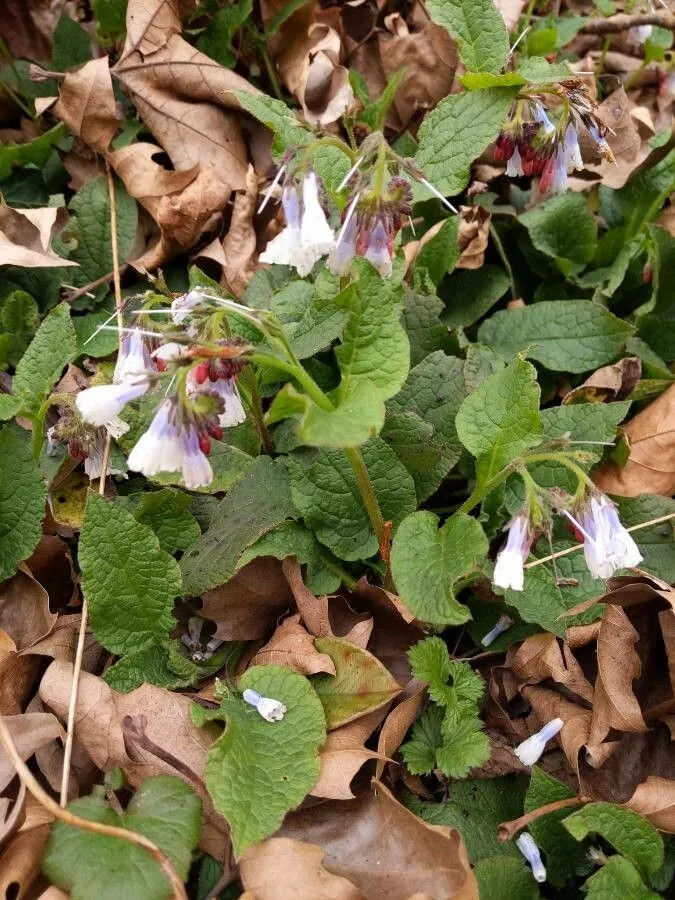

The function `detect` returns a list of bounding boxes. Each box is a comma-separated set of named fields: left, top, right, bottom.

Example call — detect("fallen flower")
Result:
left=516, top=832, right=547, bottom=883
left=514, top=717, right=564, bottom=766
left=480, top=614, right=514, bottom=648
left=242, top=688, right=287, bottom=722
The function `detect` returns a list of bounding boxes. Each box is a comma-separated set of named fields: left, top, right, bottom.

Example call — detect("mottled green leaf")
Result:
left=0, top=424, right=46, bottom=581
left=12, top=302, right=76, bottom=414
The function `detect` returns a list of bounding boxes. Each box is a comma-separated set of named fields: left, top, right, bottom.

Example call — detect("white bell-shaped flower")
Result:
left=578, top=494, right=642, bottom=580
left=493, top=513, right=532, bottom=592
left=259, top=184, right=303, bottom=269
left=76, top=378, right=149, bottom=428
left=242, top=688, right=287, bottom=722
left=516, top=833, right=547, bottom=883
left=297, top=171, right=335, bottom=276
left=114, top=328, right=154, bottom=383
left=515, top=718, right=564, bottom=766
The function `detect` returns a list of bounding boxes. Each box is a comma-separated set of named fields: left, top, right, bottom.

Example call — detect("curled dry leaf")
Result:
left=312, top=708, right=389, bottom=800
left=222, top=164, right=259, bottom=297
left=251, top=613, right=337, bottom=676
left=375, top=679, right=426, bottom=779
left=282, top=780, right=478, bottom=900
left=113, top=0, right=256, bottom=190
left=0, top=200, right=77, bottom=268
left=201, top=557, right=294, bottom=641
left=563, top=356, right=642, bottom=404
left=0, top=713, right=64, bottom=793
left=509, top=632, right=595, bottom=703
left=581, top=88, right=642, bottom=188
left=457, top=206, right=491, bottom=270
left=587, top=605, right=647, bottom=759
left=594, top=383, right=675, bottom=497
left=52, top=57, right=122, bottom=154
left=626, top=777, right=675, bottom=831
left=240, top=837, right=363, bottom=899
left=0, top=796, right=53, bottom=900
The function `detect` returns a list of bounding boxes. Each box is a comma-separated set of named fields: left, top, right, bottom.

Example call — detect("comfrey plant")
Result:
left=495, top=79, right=614, bottom=194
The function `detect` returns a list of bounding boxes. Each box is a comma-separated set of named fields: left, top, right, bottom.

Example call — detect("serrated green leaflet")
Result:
left=436, top=716, right=490, bottom=779
left=474, top=857, right=541, bottom=900
left=197, top=665, right=325, bottom=855
left=391, top=511, right=488, bottom=625
left=134, top=489, right=201, bottom=554
left=12, top=301, right=75, bottom=414
left=287, top=438, right=416, bottom=561
left=237, top=520, right=341, bottom=594
left=43, top=776, right=202, bottom=900
left=525, top=769, right=591, bottom=887
left=564, top=802, right=664, bottom=878
left=0, top=424, right=46, bottom=581
left=387, top=351, right=465, bottom=501
left=416, top=88, right=518, bottom=196
left=425, top=0, right=508, bottom=73
left=520, top=194, right=598, bottom=274
left=180, top=455, right=297, bottom=595
left=409, top=637, right=484, bottom=708
left=311, top=636, right=401, bottom=729
left=80, top=494, right=182, bottom=655
left=478, top=302, right=634, bottom=373
left=409, top=776, right=527, bottom=863
left=456, top=357, right=542, bottom=478
left=583, top=856, right=659, bottom=899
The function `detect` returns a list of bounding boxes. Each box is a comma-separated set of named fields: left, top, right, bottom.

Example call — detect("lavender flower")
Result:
left=515, top=718, right=564, bottom=766
left=516, top=833, right=547, bottom=883
left=114, top=328, right=154, bottom=383
left=480, top=614, right=514, bottom=648
left=259, top=183, right=302, bottom=269
left=76, top=378, right=149, bottom=428
left=493, top=513, right=533, bottom=592
left=576, top=494, right=643, bottom=579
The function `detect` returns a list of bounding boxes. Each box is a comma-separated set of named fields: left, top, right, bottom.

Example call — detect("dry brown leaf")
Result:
left=313, top=708, right=388, bottom=800
left=240, top=837, right=363, bottom=899
left=509, top=633, right=595, bottom=703
left=113, top=0, right=257, bottom=190
left=0, top=713, right=64, bottom=793
left=563, top=356, right=642, bottom=404
left=457, top=206, right=491, bottom=269
left=495, top=0, right=527, bottom=31
left=0, top=796, right=53, bottom=900
left=283, top=780, right=478, bottom=899
left=626, top=776, right=675, bottom=831
left=0, top=199, right=77, bottom=268
left=222, top=164, right=259, bottom=297
left=0, top=0, right=57, bottom=63
left=25, top=535, right=78, bottom=611
left=594, top=383, right=675, bottom=497
left=251, top=613, right=336, bottom=676
left=52, top=57, right=122, bottom=154
left=375, top=680, right=426, bottom=779
left=659, top=608, right=675, bottom=697
left=283, top=557, right=332, bottom=637
left=520, top=684, right=591, bottom=773
left=201, top=557, right=294, bottom=641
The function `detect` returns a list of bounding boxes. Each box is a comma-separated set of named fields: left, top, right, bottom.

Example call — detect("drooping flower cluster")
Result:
left=495, top=81, right=615, bottom=194
left=492, top=492, right=642, bottom=593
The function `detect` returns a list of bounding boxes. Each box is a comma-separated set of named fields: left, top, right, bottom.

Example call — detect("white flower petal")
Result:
left=76, top=380, right=148, bottom=427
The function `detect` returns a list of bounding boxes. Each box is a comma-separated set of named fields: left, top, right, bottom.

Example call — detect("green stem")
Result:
left=344, top=446, right=386, bottom=547
left=260, top=43, right=284, bottom=101
left=373, top=140, right=388, bottom=196
left=242, top=369, right=274, bottom=454
left=323, top=558, right=359, bottom=591
left=523, top=0, right=537, bottom=29
left=490, top=223, right=517, bottom=301
left=250, top=352, right=334, bottom=412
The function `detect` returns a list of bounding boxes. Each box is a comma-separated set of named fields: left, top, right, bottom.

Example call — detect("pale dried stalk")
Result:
left=580, top=11, right=674, bottom=33
left=499, top=796, right=586, bottom=841
left=525, top=511, right=675, bottom=570
left=0, top=716, right=187, bottom=899
left=59, top=164, right=125, bottom=808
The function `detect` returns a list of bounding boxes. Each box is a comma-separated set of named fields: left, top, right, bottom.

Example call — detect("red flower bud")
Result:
left=194, top=362, right=209, bottom=385
left=199, top=434, right=212, bottom=455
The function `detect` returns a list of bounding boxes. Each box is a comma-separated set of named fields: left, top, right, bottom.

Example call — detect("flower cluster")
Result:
left=495, top=82, right=614, bottom=194
left=493, top=492, right=642, bottom=593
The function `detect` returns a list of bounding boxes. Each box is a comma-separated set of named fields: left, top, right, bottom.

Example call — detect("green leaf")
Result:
left=517, top=56, right=574, bottom=83
left=525, top=769, right=592, bottom=886
left=416, top=87, right=518, bottom=196
left=391, top=511, right=488, bottom=625
left=0, top=289, right=39, bottom=367
left=43, top=776, right=202, bottom=900
left=599, top=147, right=675, bottom=241
left=68, top=176, right=138, bottom=283
left=72, top=307, right=120, bottom=358
left=104, top=641, right=196, bottom=692
left=270, top=281, right=349, bottom=360
left=197, top=665, right=325, bottom=855
left=12, top=302, right=76, bottom=414
left=409, top=776, right=527, bottom=864
left=93, top=0, right=128, bottom=39
left=583, top=856, right=660, bottom=900
left=502, top=548, right=605, bottom=636
left=519, top=194, right=598, bottom=274
left=231, top=91, right=309, bottom=150
left=0, top=395, right=21, bottom=421
left=402, top=286, right=455, bottom=366
left=616, top=495, right=675, bottom=583
left=435, top=716, right=490, bottom=779
left=401, top=705, right=444, bottom=775
left=0, top=424, right=46, bottom=581
left=311, top=636, right=401, bottom=729
left=441, top=266, right=510, bottom=328
left=237, top=521, right=341, bottom=594
left=462, top=72, right=527, bottom=89
left=0, top=123, right=67, bottom=183
left=474, top=857, right=541, bottom=900
left=564, top=802, right=664, bottom=878
left=180, top=456, right=297, bottom=595
left=478, top=302, right=634, bottom=374
left=647, top=225, right=675, bottom=321
left=197, top=0, right=253, bottom=67
left=287, top=438, right=416, bottom=561
left=463, top=342, right=505, bottom=392
left=80, top=494, right=182, bottom=655
left=133, top=489, right=201, bottom=554
left=52, top=14, right=91, bottom=71
left=408, top=637, right=483, bottom=707
left=425, top=0, right=508, bottom=73
left=414, top=218, right=460, bottom=284
left=381, top=412, right=443, bottom=479
left=456, top=357, right=542, bottom=478
left=387, top=351, right=465, bottom=501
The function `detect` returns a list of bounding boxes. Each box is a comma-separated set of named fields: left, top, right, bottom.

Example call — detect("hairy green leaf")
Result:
left=425, top=0, right=508, bottom=73
left=12, top=301, right=76, bottom=414
left=583, top=856, right=659, bottom=899
left=0, top=424, right=46, bottom=581
left=133, top=489, right=201, bottom=554
left=520, top=194, right=598, bottom=274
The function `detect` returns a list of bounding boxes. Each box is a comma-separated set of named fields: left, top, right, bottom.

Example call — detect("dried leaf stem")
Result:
left=580, top=11, right=674, bottom=33
left=0, top=716, right=187, bottom=900
left=525, top=511, right=675, bottom=570
left=59, top=164, right=125, bottom=808
left=498, top=796, right=586, bottom=841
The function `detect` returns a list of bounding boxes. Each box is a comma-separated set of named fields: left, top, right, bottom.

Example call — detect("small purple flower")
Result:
left=563, top=123, right=583, bottom=172
left=493, top=513, right=533, bottom=592
left=540, top=146, right=568, bottom=194
left=516, top=833, right=547, bottom=883
left=114, top=328, right=155, bottom=384
left=506, top=144, right=525, bottom=178
left=361, top=218, right=393, bottom=277
left=480, top=614, right=514, bottom=648
left=76, top=379, right=149, bottom=428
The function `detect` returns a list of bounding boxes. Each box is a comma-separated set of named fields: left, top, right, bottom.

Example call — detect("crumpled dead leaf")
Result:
left=282, top=780, right=478, bottom=899
left=509, top=633, right=594, bottom=704
left=375, top=680, right=426, bottom=779
left=52, top=57, right=122, bottom=154
left=457, top=206, right=491, bottom=269
left=0, top=713, right=64, bottom=793
left=563, top=356, right=642, bottom=404
left=0, top=199, right=77, bottom=268
left=201, top=557, right=294, bottom=641
left=222, top=164, right=259, bottom=297
left=251, top=613, right=336, bottom=676
left=240, top=837, right=363, bottom=899
left=594, top=383, right=675, bottom=497
left=0, top=796, right=53, bottom=900
left=112, top=0, right=256, bottom=190
left=312, top=708, right=388, bottom=800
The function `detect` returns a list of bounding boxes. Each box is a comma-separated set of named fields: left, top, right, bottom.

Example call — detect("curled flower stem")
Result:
left=0, top=716, right=187, bottom=900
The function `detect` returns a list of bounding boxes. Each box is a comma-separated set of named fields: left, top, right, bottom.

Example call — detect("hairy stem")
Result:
left=344, top=446, right=386, bottom=547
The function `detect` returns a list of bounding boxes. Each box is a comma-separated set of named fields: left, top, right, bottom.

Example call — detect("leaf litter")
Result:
left=0, top=0, right=674, bottom=897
